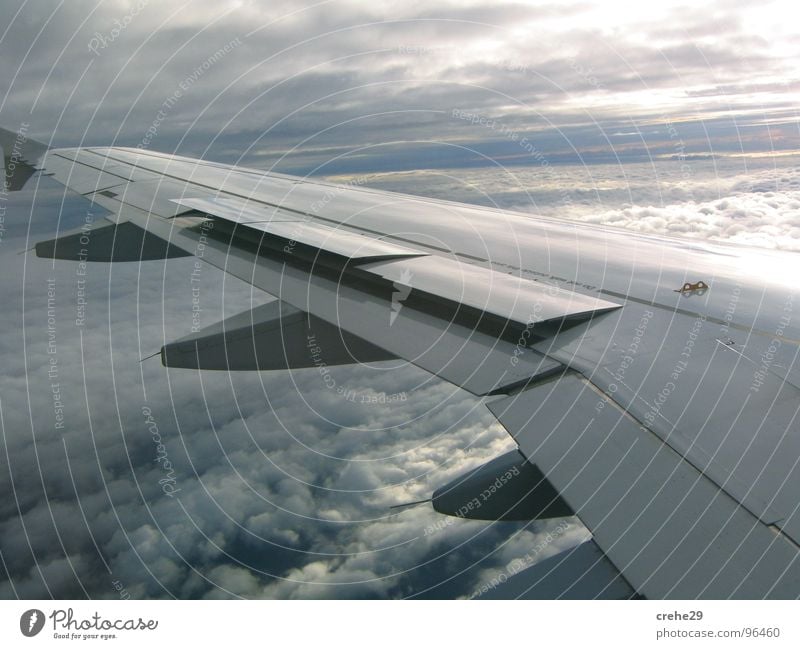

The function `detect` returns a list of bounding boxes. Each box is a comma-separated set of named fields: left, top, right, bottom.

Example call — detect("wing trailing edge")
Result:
left=488, top=371, right=800, bottom=598
left=35, top=220, right=191, bottom=262
left=474, top=539, right=636, bottom=600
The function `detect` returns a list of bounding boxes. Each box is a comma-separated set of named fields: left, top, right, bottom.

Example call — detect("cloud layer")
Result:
left=1, top=0, right=798, bottom=600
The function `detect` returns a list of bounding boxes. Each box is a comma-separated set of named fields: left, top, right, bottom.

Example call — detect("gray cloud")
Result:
left=1, top=0, right=795, bottom=173
left=1, top=0, right=799, bottom=600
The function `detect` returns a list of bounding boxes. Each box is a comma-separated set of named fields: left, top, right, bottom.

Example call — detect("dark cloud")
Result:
left=1, top=0, right=795, bottom=172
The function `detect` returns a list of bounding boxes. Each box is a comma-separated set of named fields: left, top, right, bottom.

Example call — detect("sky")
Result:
left=1, top=0, right=798, bottom=172
left=0, top=0, right=799, bottom=599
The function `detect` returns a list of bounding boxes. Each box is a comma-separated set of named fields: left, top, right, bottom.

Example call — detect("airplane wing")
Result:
left=6, top=128, right=800, bottom=599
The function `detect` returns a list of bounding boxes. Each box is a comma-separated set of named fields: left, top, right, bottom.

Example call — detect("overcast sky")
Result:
left=0, top=0, right=798, bottom=600
left=1, top=0, right=798, bottom=173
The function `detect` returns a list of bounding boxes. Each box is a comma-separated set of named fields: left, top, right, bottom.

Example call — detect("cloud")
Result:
left=0, top=0, right=796, bottom=175
left=576, top=185, right=800, bottom=250
left=1, top=0, right=799, bottom=601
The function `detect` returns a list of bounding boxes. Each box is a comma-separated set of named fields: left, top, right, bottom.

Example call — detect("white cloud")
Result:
left=574, top=167, right=800, bottom=250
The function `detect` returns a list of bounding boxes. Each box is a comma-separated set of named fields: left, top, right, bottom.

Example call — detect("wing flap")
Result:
left=35, top=220, right=191, bottom=262
left=161, top=299, right=397, bottom=371
left=532, top=303, right=800, bottom=545
left=359, top=255, right=621, bottom=329
left=488, top=372, right=800, bottom=598
left=116, top=210, right=563, bottom=395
